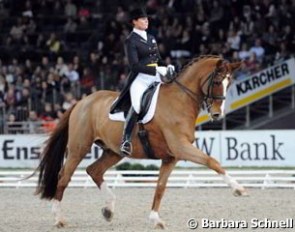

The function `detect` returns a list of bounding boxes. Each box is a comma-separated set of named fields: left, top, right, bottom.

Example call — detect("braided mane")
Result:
left=177, top=55, right=222, bottom=78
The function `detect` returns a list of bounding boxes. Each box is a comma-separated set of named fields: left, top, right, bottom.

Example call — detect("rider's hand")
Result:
left=167, top=64, right=175, bottom=72
left=156, top=66, right=168, bottom=76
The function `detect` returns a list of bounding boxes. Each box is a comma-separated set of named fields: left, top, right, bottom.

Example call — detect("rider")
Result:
left=110, top=7, right=175, bottom=157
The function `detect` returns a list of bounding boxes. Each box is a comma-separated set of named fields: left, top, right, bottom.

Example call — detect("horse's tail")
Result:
left=36, top=104, right=76, bottom=200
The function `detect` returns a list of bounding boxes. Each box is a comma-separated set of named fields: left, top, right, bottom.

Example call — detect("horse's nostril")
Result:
left=212, top=113, right=220, bottom=120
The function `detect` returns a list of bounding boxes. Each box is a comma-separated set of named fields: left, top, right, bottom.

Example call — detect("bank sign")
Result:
left=0, top=130, right=295, bottom=168
left=195, top=130, right=295, bottom=167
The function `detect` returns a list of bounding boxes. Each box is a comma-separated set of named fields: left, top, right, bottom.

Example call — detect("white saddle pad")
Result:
left=109, top=84, right=161, bottom=124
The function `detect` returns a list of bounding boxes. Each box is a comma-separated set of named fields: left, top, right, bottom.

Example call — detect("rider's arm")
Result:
left=124, top=38, right=156, bottom=75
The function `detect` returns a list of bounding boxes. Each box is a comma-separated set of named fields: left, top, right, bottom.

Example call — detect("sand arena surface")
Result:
left=0, top=188, right=294, bottom=232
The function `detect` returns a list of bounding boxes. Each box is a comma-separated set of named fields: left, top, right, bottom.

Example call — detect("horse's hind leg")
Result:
left=149, top=157, right=177, bottom=229
left=86, top=149, right=122, bottom=222
left=52, top=147, right=89, bottom=227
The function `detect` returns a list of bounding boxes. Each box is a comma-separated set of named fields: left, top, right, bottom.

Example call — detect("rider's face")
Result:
left=133, top=17, right=149, bottom=30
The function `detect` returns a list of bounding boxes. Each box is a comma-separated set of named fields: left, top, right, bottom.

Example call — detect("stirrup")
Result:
left=120, top=140, right=133, bottom=157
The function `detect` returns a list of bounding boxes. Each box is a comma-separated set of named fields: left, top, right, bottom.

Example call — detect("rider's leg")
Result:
left=120, top=74, right=157, bottom=156
left=120, top=106, right=138, bottom=156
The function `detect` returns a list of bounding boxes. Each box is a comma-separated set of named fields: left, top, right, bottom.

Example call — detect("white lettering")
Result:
left=251, top=218, right=294, bottom=229
left=202, top=218, right=248, bottom=228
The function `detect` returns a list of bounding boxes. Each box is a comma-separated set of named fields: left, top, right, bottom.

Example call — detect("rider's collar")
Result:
left=133, top=28, right=147, bottom=41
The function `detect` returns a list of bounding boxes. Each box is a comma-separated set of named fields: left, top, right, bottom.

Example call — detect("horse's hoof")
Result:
left=101, top=207, right=114, bottom=222
left=154, top=221, right=166, bottom=230
left=233, top=188, right=249, bottom=197
left=54, top=220, right=67, bottom=228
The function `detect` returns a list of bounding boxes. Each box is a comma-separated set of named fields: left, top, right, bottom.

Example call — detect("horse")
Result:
left=35, top=55, right=248, bottom=229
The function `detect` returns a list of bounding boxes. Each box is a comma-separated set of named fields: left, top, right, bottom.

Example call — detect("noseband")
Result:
left=174, top=67, right=226, bottom=110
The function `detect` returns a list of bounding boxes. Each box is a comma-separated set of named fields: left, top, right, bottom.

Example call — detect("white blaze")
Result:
left=221, top=75, right=230, bottom=116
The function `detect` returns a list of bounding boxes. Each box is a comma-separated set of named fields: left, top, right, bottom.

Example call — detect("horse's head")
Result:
left=200, top=59, right=242, bottom=120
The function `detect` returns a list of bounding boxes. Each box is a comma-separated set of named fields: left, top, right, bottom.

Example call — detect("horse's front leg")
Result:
left=150, top=157, right=177, bottom=229
left=169, top=140, right=249, bottom=196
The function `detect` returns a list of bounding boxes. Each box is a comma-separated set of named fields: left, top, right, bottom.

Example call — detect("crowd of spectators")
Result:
left=0, top=0, right=295, bottom=133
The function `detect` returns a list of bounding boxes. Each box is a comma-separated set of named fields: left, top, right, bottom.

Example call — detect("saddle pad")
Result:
left=109, top=84, right=161, bottom=124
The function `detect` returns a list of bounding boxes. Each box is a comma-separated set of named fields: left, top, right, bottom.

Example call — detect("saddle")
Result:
left=136, top=82, right=160, bottom=160
left=138, top=82, right=160, bottom=120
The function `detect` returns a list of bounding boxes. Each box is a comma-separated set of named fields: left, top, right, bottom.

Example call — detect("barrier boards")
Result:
left=1, top=130, right=295, bottom=168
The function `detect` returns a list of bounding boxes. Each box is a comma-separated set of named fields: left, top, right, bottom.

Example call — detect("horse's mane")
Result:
left=177, top=54, right=222, bottom=79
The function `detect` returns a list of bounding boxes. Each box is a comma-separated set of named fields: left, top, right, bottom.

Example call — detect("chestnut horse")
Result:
left=36, top=56, right=248, bottom=229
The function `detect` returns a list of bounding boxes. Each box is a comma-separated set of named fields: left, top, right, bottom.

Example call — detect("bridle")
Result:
left=174, top=67, right=227, bottom=111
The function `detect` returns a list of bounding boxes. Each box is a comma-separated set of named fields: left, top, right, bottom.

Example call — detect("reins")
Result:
left=173, top=67, right=226, bottom=110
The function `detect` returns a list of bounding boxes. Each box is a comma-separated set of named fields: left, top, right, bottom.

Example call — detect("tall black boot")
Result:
left=120, top=107, right=138, bottom=157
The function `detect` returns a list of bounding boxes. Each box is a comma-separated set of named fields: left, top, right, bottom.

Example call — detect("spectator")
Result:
left=46, top=33, right=62, bottom=54
left=22, top=0, right=33, bottom=18
left=26, top=18, right=37, bottom=35
left=117, top=73, right=127, bottom=91
left=275, top=42, right=290, bottom=63
left=0, top=2, right=9, bottom=19
left=209, top=0, right=224, bottom=28
left=56, top=109, right=65, bottom=121
left=0, top=75, right=7, bottom=96
left=41, top=103, right=55, bottom=121
left=55, top=57, right=68, bottom=77
left=234, top=62, right=250, bottom=81
left=73, top=56, right=83, bottom=77
left=65, top=0, right=77, bottom=18
left=77, top=16, right=91, bottom=31
left=116, top=6, right=128, bottom=23
left=7, top=113, right=21, bottom=134
left=36, top=34, right=46, bottom=49
left=80, top=67, right=95, bottom=94
left=27, top=110, right=41, bottom=134
left=62, top=92, right=77, bottom=110
left=53, top=0, right=64, bottom=15
left=245, top=52, right=260, bottom=74
left=227, top=30, right=241, bottom=52
left=249, top=39, right=265, bottom=62
left=64, top=17, right=77, bottom=33
left=279, top=25, right=294, bottom=52
left=238, top=43, right=251, bottom=60
left=4, top=86, right=18, bottom=111
left=262, top=25, right=278, bottom=55
left=10, top=18, right=26, bottom=42
left=65, top=63, right=79, bottom=83
left=78, top=8, right=90, bottom=18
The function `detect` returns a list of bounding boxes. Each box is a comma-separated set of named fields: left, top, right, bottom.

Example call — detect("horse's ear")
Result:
left=216, top=59, right=223, bottom=68
left=230, top=62, right=242, bottom=71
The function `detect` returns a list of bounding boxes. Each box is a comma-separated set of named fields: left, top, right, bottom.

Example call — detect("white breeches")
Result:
left=130, top=72, right=162, bottom=113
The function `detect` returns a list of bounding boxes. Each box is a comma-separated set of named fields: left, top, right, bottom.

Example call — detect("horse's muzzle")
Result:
left=210, top=112, right=221, bottom=121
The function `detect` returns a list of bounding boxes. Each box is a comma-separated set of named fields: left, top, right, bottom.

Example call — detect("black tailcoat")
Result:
left=110, top=31, right=164, bottom=113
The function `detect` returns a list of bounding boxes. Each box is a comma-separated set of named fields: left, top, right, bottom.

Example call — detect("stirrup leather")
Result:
left=120, top=140, right=133, bottom=156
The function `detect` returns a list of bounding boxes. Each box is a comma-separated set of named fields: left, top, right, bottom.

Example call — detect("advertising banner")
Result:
left=1, top=130, right=295, bottom=168
left=225, top=58, right=295, bottom=113
left=196, top=58, right=295, bottom=125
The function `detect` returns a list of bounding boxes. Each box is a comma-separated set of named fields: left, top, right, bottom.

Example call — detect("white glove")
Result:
left=156, top=66, right=167, bottom=76
left=167, top=64, right=175, bottom=72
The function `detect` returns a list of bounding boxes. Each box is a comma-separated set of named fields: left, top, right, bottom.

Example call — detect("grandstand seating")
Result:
left=0, top=0, right=295, bottom=133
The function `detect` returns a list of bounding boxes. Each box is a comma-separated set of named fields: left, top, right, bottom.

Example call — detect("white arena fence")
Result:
left=0, top=170, right=295, bottom=189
